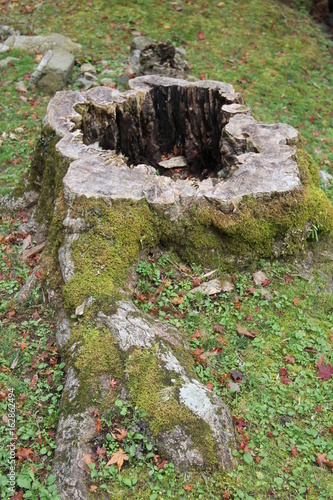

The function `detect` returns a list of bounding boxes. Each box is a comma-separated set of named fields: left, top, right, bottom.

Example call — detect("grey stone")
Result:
left=129, top=37, right=188, bottom=78
left=30, top=49, right=75, bottom=94
left=319, top=170, right=333, bottom=188
left=80, top=62, right=96, bottom=74
left=15, top=81, right=27, bottom=93
left=4, top=33, right=81, bottom=53
left=0, top=25, right=20, bottom=41
left=190, top=278, right=223, bottom=295
left=100, top=77, right=116, bottom=87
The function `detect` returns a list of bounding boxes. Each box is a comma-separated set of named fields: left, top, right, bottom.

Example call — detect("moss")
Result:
left=126, top=345, right=219, bottom=469
left=29, top=126, right=71, bottom=224
left=62, top=199, right=157, bottom=312
left=70, top=324, right=124, bottom=378
left=60, top=322, right=124, bottom=415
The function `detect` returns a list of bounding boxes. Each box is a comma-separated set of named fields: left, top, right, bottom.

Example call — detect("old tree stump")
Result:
left=25, top=76, right=332, bottom=497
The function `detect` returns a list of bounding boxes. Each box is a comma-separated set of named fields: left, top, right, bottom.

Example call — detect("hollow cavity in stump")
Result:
left=78, top=83, right=234, bottom=180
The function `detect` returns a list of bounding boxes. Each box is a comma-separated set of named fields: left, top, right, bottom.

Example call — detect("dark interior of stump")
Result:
left=77, top=85, right=231, bottom=179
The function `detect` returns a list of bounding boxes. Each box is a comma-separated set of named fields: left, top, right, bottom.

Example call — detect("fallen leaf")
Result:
left=230, top=369, right=244, bottom=380
left=84, top=453, right=92, bottom=465
left=16, top=447, right=33, bottom=460
left=191, top=331, right=201, bottom=339
left=171, top=295, right=184, bottom=305
left=237, top=325, right=255, bottom=339
left=198, top=31, right=205, bottom=40
left=316, top=357, right=333, bottom=381
left=291, top=445, right=298, bottom=456
left=110, top=378, right=117, bottom=388
left=90, top=485, right=98, bottom=493
left=293, top=297, right=300, bottom=306
left=206, top=382, right=214, bottom=390
left=35, top=270, right=42, bottom=279
left=222, top=491, right=230, bottom=500
left=75, top=299, right=87, bottom=316
left=213, top=323, right=223, bottom=333
left=316, top=452, right=327, bottom=466
left=158, top=459, right=167, bottom=469
left=106, top=448, right=129, bottom=473
left=234, top=300, right=242, bottom=309
left=191, top=347, right=204, bottom=364
left=183, top=484, right=193, bottom=492
left=285, top=275, right=291, bottom=283
left=227, top=381, right=240, bottom=392
left=3, top=415, right=9, bottom=424
left=96, top=446, right=106, bottom=456
left=112, top=428, right=127, bottom=441
left=22, top=235, right=32, bottom=251
left=284, top=355, right=295, bottom=365
left=95, top=417, right=103, bottom=434
left=304, top=346, right=317, bottom=353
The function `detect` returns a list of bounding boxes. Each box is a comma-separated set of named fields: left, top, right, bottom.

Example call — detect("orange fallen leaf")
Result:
left=236, top=325, right=254, bottom=339
left=106, top=448, right=129, bottom=472
left=293, top=297, right=300, bottom=306
left=90, top=485, right=98, bottom=492
left=112, top=428, right=127, bottom=441
left=291, top=445, right=298, bottom=456
left=171, top=296, right=184, bottom=306
left=95, top=417, right=103, bottom=434
left=316, top=452, right=327, bottom=466
left=183, top=484, right=193, bottom=492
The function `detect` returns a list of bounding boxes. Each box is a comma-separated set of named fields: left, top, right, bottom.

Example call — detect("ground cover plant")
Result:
left=0, top=0, right=333, bottom=498
left=0, top=215, right=64, bottom=499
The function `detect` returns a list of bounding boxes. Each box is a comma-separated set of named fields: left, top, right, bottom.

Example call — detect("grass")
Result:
left=0, top=215, right=64, bottom=499
left=0, top=0, right=332, bottom=498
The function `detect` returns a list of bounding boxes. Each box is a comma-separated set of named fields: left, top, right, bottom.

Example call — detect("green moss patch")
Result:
left=62, top=200, right=156, bottom=312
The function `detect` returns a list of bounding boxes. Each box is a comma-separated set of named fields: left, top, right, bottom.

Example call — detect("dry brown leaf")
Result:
left=236, top=325, right=255, bottom=339
left=106, top=448, right=129, bottom=473
left=171, top=296, right=184, bottom=306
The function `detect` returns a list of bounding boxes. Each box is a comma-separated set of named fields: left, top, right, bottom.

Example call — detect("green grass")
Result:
left=0, top=216, right=63, bottom=499
left=0, top=0, right=333, bottom=498
left=130, top=251, right=333, bottom=499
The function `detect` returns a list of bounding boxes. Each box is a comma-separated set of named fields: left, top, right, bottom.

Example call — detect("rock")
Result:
left=30, top=49, right=75, bottom=94
left=4, top=33, right=81, bottom=53
left=319, top=170, right=333, bottom=188
left=100, top=77, right=116, bottom=87
left=83, top=71, right=98, bottom=81
left=0, top=43, right=10, bottom=53
left=0, top=56, right=19, bottom=68
left=252, top=270, right=269, bottom=285
left=190, top=278, right=223, bottom=295
left=220, top=276, right=235, bottom=292
left=75, top=75, right=97, bottom=90
left=15, top=81, right=27, bottom=93
left=129, top=37, right=188, bottom=78
left=0, top=24, right=20, bottom=41
left=80, top=62, right=96, bottom=74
